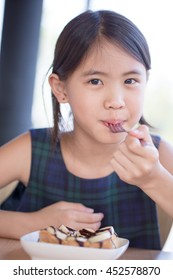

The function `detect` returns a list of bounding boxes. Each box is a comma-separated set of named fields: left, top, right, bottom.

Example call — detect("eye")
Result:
left=125, top=78, right=137, bottom=85
left=89, top=79, right=103, bottom=85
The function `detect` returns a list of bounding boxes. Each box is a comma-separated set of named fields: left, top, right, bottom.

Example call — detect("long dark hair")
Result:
left=51, top=10, right=151, bottom=143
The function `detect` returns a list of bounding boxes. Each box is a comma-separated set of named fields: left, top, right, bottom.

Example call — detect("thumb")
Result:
left=129, top=125, right=153, bottom=146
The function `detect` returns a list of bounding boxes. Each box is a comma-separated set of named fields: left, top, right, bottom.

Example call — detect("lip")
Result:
left=102, top=120, right=127, bottom=133
left=103, top=120, right=124, bottom=127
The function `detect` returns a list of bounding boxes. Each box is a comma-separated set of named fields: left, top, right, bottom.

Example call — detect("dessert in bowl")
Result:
left=20, top=225, right=129, bottom=260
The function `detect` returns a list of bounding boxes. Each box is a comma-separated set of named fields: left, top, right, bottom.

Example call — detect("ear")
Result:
left=48, top=73, right=68, bottom=103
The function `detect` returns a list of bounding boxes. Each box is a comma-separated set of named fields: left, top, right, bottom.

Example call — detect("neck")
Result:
left=60, top=130, right=123, bottom=179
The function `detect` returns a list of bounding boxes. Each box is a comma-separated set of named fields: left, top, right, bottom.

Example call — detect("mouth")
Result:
left=104, top=121, right=127, bottom=133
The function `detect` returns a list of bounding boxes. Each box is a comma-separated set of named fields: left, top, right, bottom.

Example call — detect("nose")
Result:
left=104, top=87, right=125, bottom=110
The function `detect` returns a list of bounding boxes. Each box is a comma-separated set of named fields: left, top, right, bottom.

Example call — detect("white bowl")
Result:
left=20, top=231, right=129, bottom=260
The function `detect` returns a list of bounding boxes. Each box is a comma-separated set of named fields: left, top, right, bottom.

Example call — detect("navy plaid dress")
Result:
left=1, top=128, right=161, bottom=249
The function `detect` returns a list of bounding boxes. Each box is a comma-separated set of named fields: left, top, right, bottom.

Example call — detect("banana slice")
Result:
left=39, top=224, right=118, bottom=249
left=47, top=226, right=56, bottom=235
left=97, top=226, right=116, bottom=235
left=55, top=229, right=67, bottom=240
left=88, top=231, right=111, bottom=243
left=59, top=224, right=76, bottom=236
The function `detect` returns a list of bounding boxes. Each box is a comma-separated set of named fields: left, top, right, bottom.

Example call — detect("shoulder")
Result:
left=158, top=137, right=173, bottom=174
left=0, top=131, right=31, bottom=187
left=0, top=131, right=31, bottom=157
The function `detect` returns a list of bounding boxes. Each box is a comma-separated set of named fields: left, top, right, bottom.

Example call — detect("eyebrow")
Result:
left=122, top=69, right=144, bottom=76
left=81, top=70, right=108, bottom=77
left=81, top=68, right=144, bottom=77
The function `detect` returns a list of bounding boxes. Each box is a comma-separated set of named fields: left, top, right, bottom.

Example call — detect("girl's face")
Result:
left=63, top=40, right=147, bottom=144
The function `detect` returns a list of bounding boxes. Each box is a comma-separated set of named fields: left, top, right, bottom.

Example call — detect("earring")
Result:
left=61, top=97, right=67, bottom=103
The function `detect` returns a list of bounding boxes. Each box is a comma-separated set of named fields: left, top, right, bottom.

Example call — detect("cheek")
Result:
left=69, top=98, right=89, bottom=121
left=70, top=96, right=98, bottom=127
left=126, top=92, right=145, bottom=120
left=127, top=89, right=145, bottom=108
left=132, top=96, right=144, bottom=109
left=69, top=91, right=97, bottom=112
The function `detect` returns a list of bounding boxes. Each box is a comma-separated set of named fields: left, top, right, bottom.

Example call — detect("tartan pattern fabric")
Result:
left=1, top=128, right=161, bottom=249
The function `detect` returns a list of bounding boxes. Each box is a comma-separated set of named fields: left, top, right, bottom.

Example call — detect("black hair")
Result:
left=51, top=10, right=151, bottom=143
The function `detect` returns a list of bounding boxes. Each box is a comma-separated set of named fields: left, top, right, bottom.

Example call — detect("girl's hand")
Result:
left=35, top=201, right=104, bottom=231
left=110, top=125, right=160, bottom=188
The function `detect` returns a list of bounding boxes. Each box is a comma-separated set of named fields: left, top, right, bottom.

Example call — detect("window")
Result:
left=0, top=0, right=5, bottom=52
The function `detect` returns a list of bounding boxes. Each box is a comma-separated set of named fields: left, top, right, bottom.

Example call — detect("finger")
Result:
left=71, top=203, right=94, bottom=213
left=75, top=212, right=104, bottom=224
left=58, top=201, right=94, bottom=213
left=129, top=125, right=153, bottom=146
left=65, top=211, right=104, bottom=231
left=73, top=221, right=102, bottom=231
left=124, top=134, right=154, bottom=157
left=112, top=148, right=134, bottom=170
left=117, top=141, right=135, bottom=162
left=110, top=157, right=126, bottom=176
left=111, top=142, right=151, bottom=181
left=111, top=146, right=141, bottom=178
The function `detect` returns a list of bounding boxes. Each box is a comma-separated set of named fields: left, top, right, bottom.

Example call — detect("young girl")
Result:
left=0, top=10, right=173, bottom=250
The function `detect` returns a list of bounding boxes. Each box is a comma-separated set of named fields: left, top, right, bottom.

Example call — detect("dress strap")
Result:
left=151, top=134, right=161, bottom=149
